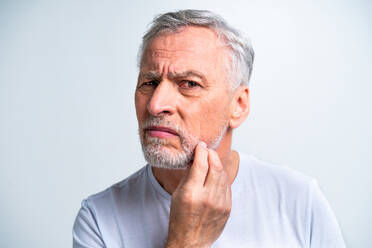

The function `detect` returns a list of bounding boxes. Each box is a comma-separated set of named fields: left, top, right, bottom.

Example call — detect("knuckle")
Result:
left=225, top=203, right=232, bottom=213
left=181, top=191, right=195, bottom=204
left=219, top=203, right=231, bottom=216
left=202, top=198, right=211, bottom=208
left=178, top=190, right=204, bottom=207
left=214, top=204, right=224, bottom=212
left=202, top=195, right=215, bottom=209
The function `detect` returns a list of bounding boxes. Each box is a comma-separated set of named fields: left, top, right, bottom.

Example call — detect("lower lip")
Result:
left=147, top=130, right=177, bottom=138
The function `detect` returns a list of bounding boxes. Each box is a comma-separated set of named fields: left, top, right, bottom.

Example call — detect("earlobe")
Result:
left=229, top=86, right=250, bottom=129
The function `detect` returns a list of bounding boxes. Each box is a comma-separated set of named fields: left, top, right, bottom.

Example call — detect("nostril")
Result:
left=152, top=110, right=171, bottom=117
left=162, top=110, right=171, bottom=114
left=147, top=101, right=172, bottom=116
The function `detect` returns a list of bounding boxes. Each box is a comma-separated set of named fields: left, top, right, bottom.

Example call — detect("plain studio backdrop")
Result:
left=0, top=0, right=371, bottom=247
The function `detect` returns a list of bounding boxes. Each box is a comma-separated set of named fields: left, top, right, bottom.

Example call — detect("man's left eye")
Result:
left=179, top=81, right=200, bottom=89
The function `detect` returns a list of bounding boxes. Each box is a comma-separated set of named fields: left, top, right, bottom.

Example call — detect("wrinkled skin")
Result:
left=136, top=27, right=232, bottom=156
left=135, top=26, right=250, bottom=247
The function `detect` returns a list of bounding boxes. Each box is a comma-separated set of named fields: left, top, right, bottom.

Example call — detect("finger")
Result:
left=208, top=149, right=223, bottom=171
left=225, top=184, right=232, bottom=207
left=177, top=167, right=191, bottom=187
left=184, top=141, right=209, bottom=187
left=204, top=149, right=227, bottom=188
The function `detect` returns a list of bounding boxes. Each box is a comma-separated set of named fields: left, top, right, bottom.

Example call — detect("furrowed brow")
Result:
left=139, top=71, right=161, bottom=80
left=168, top=70, right=206, bottom=83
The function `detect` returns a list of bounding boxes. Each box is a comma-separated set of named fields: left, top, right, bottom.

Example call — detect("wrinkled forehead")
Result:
left=140, top=27, right=231, bottom=79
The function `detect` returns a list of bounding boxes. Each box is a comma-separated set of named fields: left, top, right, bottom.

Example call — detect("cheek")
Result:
left=135, top=93, right=148, bottom=121
left=182, top=96, right=230, bottom=141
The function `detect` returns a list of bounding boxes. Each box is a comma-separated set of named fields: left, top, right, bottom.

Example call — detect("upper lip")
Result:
left=145, top=126, right=179, bottom=136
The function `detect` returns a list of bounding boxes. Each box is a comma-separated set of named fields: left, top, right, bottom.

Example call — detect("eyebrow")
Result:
left=139, top=70, right=207, bottom=83
left=139, top=71, right=161, bottom=80
left=168, top=70, right=206, bottom=83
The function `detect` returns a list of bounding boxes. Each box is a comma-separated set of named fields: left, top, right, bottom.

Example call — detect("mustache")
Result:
left=140, top=117, right=184, bottom=137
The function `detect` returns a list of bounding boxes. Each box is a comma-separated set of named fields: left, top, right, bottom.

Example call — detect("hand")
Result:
left=166, top=142, right=232, bottom=248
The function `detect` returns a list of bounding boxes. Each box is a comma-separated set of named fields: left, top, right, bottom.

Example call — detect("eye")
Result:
left=141, top=80, right=159, bottom=87
left=179, top=80, right=200, bottom=89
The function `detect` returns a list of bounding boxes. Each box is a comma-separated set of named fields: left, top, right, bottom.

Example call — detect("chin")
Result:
left=141, top=142, right=192, bottom=170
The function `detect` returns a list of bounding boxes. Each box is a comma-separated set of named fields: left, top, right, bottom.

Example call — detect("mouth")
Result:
left=144, top=126, right=179, bottom=138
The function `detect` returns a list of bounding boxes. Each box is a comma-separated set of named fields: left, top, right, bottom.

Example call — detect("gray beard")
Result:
left=141, top=136, right=195, bottom=169
left=139, top=118, right=228, bottom=170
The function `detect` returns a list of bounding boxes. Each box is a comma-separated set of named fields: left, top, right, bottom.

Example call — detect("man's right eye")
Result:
left=141, top=80, right=159, bottom=87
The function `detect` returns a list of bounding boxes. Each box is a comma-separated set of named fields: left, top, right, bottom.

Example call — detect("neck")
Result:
left=152, top=128, right=239, bottom=194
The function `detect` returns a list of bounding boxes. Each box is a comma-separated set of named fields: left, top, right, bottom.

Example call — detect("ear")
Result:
left=229, top=86, right=250, bottom=129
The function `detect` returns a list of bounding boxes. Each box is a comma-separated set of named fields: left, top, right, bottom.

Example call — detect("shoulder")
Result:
left=236, top=152, right=316, bottom=222
left=238, top=152, right=314, bottom=193
left=84, top=165, right=149, bottom=209
left=236, top=152, right=345, bottom=247
left=73, top=165, right=150, bottom=247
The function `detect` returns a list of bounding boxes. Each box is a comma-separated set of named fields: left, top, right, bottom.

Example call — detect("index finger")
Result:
left=184, top=141, right=209, bottom=187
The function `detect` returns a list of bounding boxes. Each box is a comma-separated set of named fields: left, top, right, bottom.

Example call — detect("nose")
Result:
left=147, top=80, right=177, bottom=116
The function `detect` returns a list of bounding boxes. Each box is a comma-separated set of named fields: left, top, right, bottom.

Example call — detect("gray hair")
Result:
left=137, top=9, right=255, bottom=89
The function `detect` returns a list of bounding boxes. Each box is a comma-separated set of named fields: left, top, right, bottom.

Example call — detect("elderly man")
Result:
left=73, top=10, right=345, bottom=248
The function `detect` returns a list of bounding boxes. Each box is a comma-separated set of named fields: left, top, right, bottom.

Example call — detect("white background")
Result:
left=1, top=0, right=370, bottom=247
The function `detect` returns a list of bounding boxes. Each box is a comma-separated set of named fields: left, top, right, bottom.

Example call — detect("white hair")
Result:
left=137, top=9, right=255, bottom=89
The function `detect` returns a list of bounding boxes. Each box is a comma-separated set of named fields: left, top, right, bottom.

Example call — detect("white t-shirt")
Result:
left=73, top=152, right=345, bottom=248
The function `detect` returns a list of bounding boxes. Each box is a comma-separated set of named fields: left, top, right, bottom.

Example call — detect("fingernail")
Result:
left=199, top=141, right=207, bottom=148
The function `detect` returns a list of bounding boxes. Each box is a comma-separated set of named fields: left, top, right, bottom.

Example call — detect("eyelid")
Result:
left=179, top=80, right=202, bottom=88
left=141, top=79, right=159, bottom=86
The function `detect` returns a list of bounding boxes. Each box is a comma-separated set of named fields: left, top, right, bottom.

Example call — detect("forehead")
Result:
left=140, top=26, right=230, bottom=77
